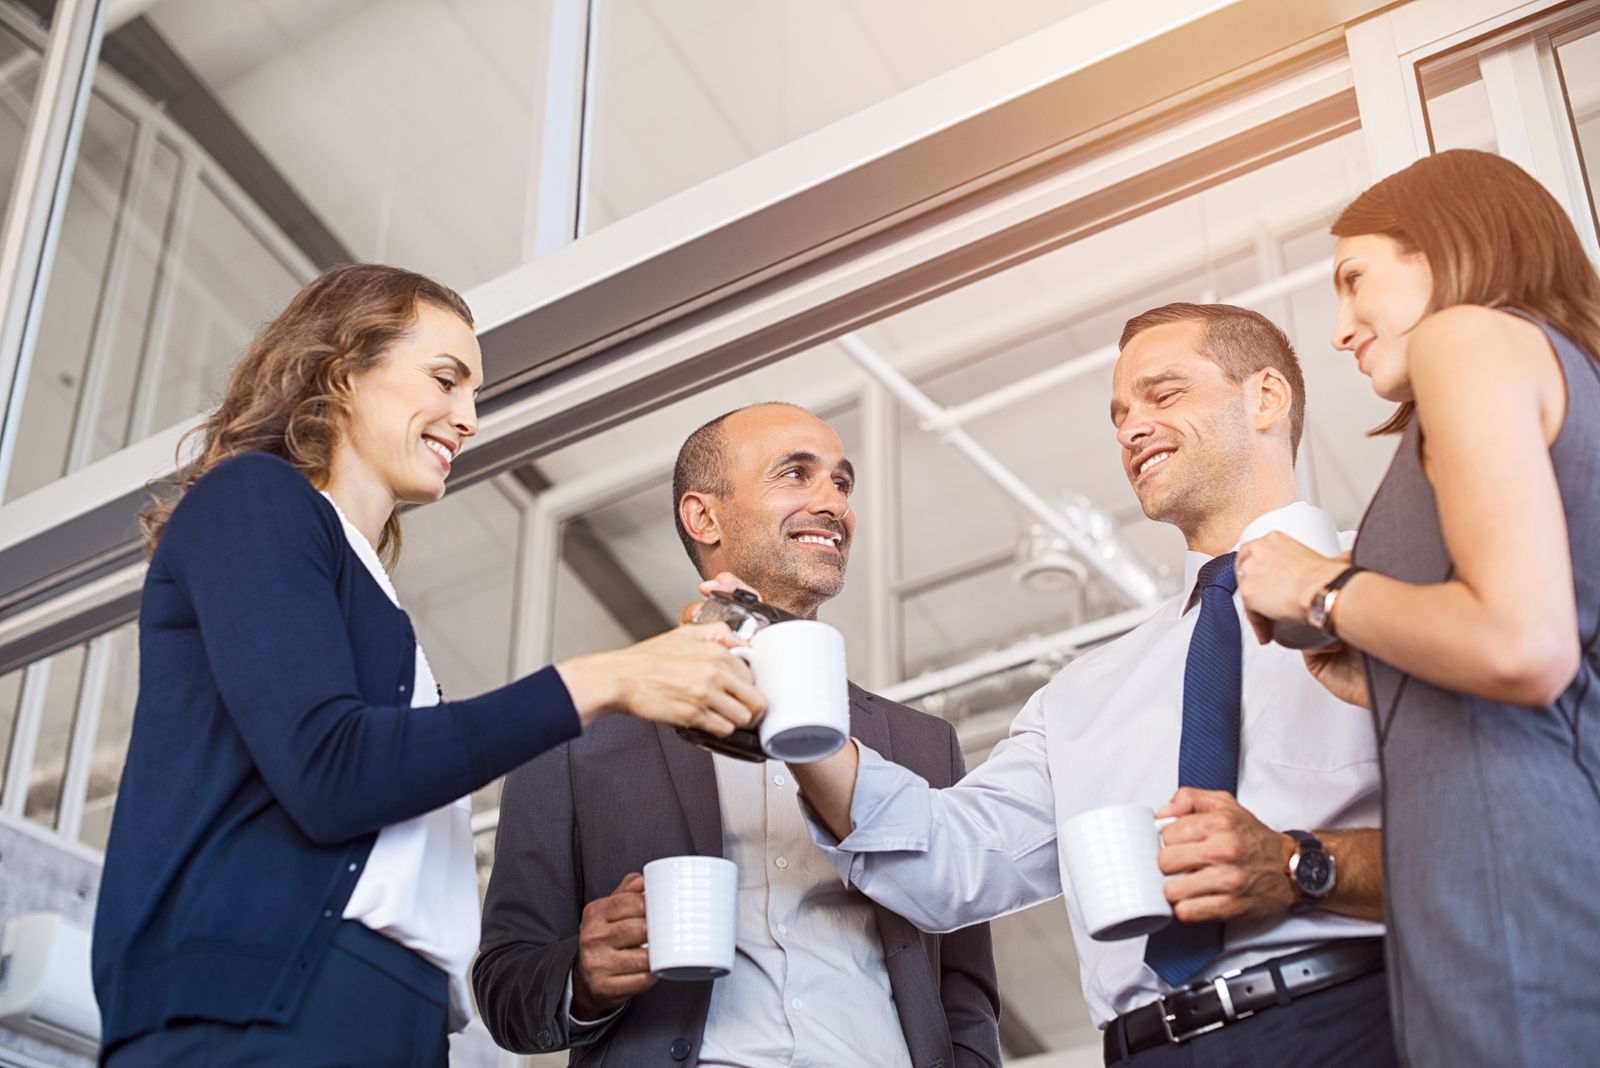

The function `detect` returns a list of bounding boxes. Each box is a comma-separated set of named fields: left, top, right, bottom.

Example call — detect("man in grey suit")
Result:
left=474, top=402, right=1002, bottom=1067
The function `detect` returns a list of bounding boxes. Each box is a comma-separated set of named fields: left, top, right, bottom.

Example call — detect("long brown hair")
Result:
left=1331, top=149, right=1600, bottom=434
left=140, top=264, right=474, bottom=565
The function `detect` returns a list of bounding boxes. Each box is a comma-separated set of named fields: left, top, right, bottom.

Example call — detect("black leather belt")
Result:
left=1103, top=938, right=1385, bottom=1063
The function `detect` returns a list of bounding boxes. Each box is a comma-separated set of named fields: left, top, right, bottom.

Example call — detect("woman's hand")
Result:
left=557, top=623, right=766, bottom=732
left=1236, top=534, right=1348, bottom=643
left=1303, top=641, right=1372, bottom=709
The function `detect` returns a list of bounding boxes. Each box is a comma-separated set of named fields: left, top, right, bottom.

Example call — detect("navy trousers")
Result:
left=1106, top=969, right=1400, bottom=1068
left=108, top=922, right=450, bottom=1067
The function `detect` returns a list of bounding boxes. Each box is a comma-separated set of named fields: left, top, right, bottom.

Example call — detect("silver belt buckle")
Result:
left=1159, top=969, right=1252, bottom=1044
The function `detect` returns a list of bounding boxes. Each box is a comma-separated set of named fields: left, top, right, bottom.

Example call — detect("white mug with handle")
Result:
left=643, top=856, right=738, bottom=980
left=1061, top=803, right=1178, bottom=941
left=730, top=619, right=850, bottom=762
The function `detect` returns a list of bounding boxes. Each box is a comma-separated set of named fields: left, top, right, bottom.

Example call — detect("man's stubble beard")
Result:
left=722, top=520, right=847, bottom=617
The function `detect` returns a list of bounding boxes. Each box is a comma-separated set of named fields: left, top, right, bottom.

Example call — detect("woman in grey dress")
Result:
left=1235, top=149, right=1600, bottom=1067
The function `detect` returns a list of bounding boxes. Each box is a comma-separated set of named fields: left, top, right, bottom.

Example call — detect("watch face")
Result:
left=1294, top=850, right=1336, bottom=896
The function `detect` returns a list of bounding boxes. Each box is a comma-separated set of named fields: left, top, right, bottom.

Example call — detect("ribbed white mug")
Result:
left=1061, top=803, right=1176, bottom=942
left=643, top=856, right=737, bottom=980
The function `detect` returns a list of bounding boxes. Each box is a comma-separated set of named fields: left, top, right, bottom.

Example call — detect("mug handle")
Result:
left=730, top=646, right=756, bottom=669
left=1154, top=815, right=1177, bottom=847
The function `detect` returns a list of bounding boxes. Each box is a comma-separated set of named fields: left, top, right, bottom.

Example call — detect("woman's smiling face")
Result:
left=1330, top=233, right=1435, bottom=402
left=339, top=301, right=482, bottom=506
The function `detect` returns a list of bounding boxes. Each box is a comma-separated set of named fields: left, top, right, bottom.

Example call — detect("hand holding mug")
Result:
left=1236, top=534, right=1350, bottom=646
left=557, top=624, right=766, bottom=735
left=1154, top=788, right=1296, bottom=923
left=572, top=873, right=654, bottom=1018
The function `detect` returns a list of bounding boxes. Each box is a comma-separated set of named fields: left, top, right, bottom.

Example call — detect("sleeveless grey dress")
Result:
left=1353, top=310, right=1600, bottom=1067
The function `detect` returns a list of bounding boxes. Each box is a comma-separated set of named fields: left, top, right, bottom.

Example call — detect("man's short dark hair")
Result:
left=1118, top=303, right=1306, bottom=459
left=671, top=402, right=808, bottom=576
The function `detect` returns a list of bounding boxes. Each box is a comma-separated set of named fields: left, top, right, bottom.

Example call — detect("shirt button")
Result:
left=774, top=857, right=788, bottom=869
left=323, top=909, right=333, bottom=918
left=537, top=1029, right=553, bottom=1048
left=791, top=997, right=803, bottom=1011
left=777, top=923, right=789, bottom=936
left=670, top=1038, right=691, bottom=1060
left=348, top=863, right=358, bottom=872
left=773, top=774, right=787, bottom=786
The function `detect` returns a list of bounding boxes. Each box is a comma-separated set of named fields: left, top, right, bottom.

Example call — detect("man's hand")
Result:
left=571, top=873, right=655, bottom=1019
left=1154, top=788, right=1295, bottom=923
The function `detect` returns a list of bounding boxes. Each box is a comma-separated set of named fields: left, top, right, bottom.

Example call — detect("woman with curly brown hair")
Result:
left=1237, top=150, right=1600, bottom=1065
left=93, top=265, right=763, bottom=1067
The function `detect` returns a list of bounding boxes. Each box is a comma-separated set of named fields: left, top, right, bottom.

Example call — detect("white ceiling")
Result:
left=146, top=0, right=1105, bottom=285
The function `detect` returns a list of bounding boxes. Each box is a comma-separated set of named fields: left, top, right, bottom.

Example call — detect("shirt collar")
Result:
left=1181, top=500, right=1316, bottom=613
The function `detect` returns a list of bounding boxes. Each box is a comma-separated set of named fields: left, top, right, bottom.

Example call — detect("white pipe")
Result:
left=837, top=334, right=1159, bottom=608
left=881, top=604, right=1154, bottom=704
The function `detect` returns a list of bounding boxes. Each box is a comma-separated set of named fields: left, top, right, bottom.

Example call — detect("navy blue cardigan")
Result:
left=91, top=452, right=581, bottom=1054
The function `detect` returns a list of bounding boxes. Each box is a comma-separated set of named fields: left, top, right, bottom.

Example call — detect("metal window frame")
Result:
left=0, top=0, right=108, bottom=501
left=1348, top=0, right=1600, bottom=252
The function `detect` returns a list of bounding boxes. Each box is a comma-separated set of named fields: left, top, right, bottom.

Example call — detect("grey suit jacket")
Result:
left=474, top=683, right=1002, bottom=1068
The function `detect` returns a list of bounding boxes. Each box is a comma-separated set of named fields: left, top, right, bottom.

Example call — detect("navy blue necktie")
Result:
left=1143, top=552, right=1241, bottom=987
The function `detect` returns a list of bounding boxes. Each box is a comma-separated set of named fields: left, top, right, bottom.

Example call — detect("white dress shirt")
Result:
left=698, top=754, right=912, bottom=1068
left=808, top=502, right=1384, bottom=1028
left=325, top=493, right=478, bottom=1031
left=566, top=752, right=913, bottom=1066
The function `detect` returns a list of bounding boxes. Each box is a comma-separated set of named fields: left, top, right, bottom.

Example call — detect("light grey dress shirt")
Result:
left=698, top=754, right=913, bottom=1068
left=808, top=503, right=1384, bottom=1028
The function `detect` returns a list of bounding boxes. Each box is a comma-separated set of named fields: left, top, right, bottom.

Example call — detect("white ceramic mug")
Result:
left=1061, top=803, right=1176, bottom=942
left=1239, top=505, right=1342, bottom=650
left=643, top=856, right=738, bottom=980
left=731, top=620, right=850, bottom=762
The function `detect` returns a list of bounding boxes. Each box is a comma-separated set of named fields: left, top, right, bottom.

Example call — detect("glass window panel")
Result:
left=1419, top=57, right=1496, bottom=154
left=152, top=176, right=304, bottom=433
left=6, top=93, right=139, bottom=501
left=583, top=0, right=1106, bottom=233
left=87, top=137, right=184, bottom=465
left=1557, top=26, right=1600, bottom=224
left=0, top=14, right=42, bottom=211
left=145, top=0, right=554, bottom=288
left=0, top=666, right=23, bottom=800
left=24, top=645, right=89, bottom=831
left=80, top=625, right=139, bottom=852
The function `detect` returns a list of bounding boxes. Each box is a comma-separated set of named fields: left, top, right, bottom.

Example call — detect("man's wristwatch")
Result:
left=1285, top=829, right=1337, bottom=913
left=1307, top=565, right=1366, bottom=635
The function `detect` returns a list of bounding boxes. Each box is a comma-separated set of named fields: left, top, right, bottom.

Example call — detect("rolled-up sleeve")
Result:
left=804, top=689, right=1064, bottom=933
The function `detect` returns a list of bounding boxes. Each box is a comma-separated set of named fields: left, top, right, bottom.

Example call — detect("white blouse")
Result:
left=322, top=493, right=477, bottom=1031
